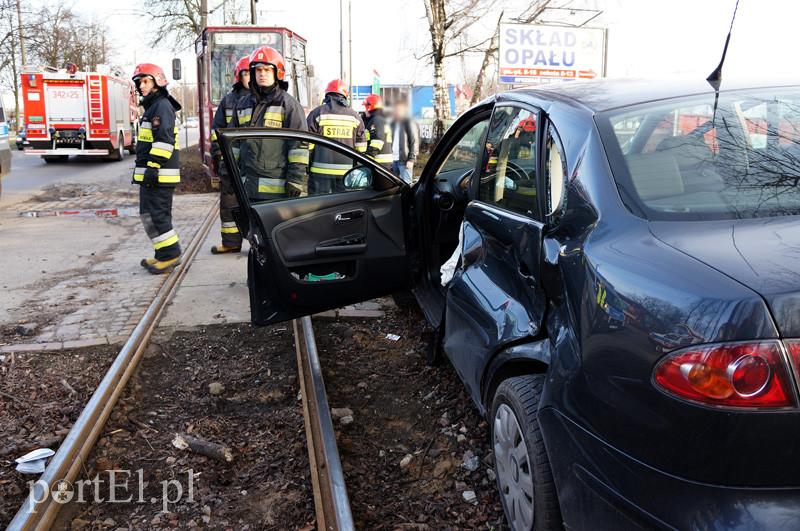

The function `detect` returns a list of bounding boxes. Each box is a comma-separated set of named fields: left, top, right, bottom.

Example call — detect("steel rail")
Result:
left=8, top=198, right=220, bottom=531
left=294, top=316, right=354, bottom=531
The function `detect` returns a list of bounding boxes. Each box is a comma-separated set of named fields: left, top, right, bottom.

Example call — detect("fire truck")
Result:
left=20, top=65, right=138, bottom=163
left=194, top=26, right=313, bottom=180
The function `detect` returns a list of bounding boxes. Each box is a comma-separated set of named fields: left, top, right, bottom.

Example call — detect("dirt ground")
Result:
left=0, top=345, right=118, bottom=526
left=314, top=306, right=506, bottom=530
left=2, top=308, right=505, bottom=529
left=52, top=323, right=314, bottom=530
left=177, top=145, right=215, bottom=195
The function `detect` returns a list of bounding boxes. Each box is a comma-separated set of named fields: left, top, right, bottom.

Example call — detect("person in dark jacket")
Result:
left=363, top=94, right=393, bottom=171
left=306, top=79, right=366, bottom=194
left=229, top=46, right=308, bottom=202
left=131, top=63, right=182, bottom=275
left=390, top=99, right=419, bottom=183
left=210, top=55, right=250, bottom=254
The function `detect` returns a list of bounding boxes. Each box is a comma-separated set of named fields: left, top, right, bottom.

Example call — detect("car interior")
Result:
left=426, top=107, right=542, bottom=289
left=617, top=96, right=800, bottom=218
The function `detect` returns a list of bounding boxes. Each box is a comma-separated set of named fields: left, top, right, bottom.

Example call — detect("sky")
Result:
left=5, top=0, right=800, bottom=105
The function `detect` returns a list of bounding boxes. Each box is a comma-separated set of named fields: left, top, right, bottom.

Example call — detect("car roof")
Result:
left=498, top=78, right=800, bottom=113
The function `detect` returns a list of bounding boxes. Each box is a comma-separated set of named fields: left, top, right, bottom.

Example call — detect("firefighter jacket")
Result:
left=133, top=90, right=181, bottom=186
left=364, top=109, right=393, bottom=168
left=210, top=84, right=249, bottom=164
left=230, top=83, right=309, bottom=200
left=306, top=94, right=366, bottom=191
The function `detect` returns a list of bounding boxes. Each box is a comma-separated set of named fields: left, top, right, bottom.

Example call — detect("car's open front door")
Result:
left=218, top=128, right=413, bottom=325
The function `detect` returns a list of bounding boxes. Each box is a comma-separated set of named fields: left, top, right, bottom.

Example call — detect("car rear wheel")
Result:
left=491, top=375, right=562, bottom=531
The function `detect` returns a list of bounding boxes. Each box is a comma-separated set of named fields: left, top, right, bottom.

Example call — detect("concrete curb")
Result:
left=0, top=335, right=130, bottom=353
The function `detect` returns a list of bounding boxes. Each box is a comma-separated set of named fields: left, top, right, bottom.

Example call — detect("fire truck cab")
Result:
left=20, top=66, right=138, bottom=163
left=195, top=26, right=313, bottom=181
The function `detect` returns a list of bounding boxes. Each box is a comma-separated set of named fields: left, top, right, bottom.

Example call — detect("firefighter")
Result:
left=131, top=63, right=182, bottom=275
left=306, top=79, right=366, bottom=194
left=230, top=46, right=308, bottom=201
left=210, top=55, right=250, bottom=255
left=363, top=94, right=393, bottom=171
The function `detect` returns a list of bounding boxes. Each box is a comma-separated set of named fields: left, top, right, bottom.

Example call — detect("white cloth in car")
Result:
left=440, top=221, right=465, bottom=286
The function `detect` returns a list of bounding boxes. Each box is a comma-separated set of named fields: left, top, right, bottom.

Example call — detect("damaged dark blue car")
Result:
left=220, top=79, right=800, bottom=530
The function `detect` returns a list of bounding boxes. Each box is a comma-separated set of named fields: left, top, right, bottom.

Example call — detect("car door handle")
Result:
left=334, top=209, right=365, bottom=222
left=315, top=243, right=367, bottom=256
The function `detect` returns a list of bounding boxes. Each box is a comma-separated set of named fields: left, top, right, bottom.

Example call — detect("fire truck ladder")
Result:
left=87, top=75, right=104, bottom=125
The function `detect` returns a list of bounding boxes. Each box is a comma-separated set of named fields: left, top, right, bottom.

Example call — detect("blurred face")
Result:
left=240, top=70, right=250, bottom=89
left=138, top=76, right=155, bottom=96
left=393, top=101, right=409, bottom=121
left=254, top=65, right=275, bottom=87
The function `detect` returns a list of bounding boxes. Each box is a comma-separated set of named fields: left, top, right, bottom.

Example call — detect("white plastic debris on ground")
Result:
left=15, top=448, right=55, bottom=474
left=440, top=222, right=465, bottom=286
left=385, top=333, right=401, bottom=341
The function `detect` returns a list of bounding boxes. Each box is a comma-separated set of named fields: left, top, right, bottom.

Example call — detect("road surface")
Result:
left=0, top=126, right=200, bottom=206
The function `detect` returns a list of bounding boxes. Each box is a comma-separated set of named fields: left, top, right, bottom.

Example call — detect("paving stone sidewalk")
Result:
left=0, top=188, right=216, bottom=353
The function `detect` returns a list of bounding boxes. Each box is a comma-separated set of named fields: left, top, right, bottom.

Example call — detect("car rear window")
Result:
left=597, top=88, right=800, bottom=221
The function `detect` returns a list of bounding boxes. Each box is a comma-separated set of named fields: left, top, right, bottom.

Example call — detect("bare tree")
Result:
left=142, top=0, right=203, bottom=49
left=422, top=0, right=497, bottom=141
left=26, top=6, right=112, bottom=70
left=469, top=0, right=554, bottom=105
left=469, top=10, right=502, bottom=106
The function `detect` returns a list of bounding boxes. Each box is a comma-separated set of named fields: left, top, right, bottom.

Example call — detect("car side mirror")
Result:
left=504, top=176, right=518, bottom=191
left=343, top=167, right=372, bottom=190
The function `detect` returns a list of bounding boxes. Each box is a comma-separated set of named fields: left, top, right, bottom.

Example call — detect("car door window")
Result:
left=478, top=106, right=540, bottom=218
left=434, top=117, right=489, bottom=185
left=229, top=136, right=392, bottom=205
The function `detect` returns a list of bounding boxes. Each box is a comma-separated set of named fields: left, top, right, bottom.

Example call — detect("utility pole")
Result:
left=348, top=0, right=353, bottom=100
left=183, top=66, right=189, bottom=149
left=15, top=0, right=26, bottom=65
left=200, top=0, right=208, bottom=29
left=251, top=0, right=258, bottom=24
left=339, top=0, right=344, bottom=79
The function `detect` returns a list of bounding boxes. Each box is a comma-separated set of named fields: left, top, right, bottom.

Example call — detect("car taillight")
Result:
left=654, top=341, right=796, bottom=408
left=785, top=340, right=800, bottom=383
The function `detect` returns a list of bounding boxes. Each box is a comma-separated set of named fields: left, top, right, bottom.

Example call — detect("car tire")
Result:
left=108, top=133, right=124, bottom=161
left=127, top=128, right=137, bottom=154
left=491, top=375, right=562, bottom=531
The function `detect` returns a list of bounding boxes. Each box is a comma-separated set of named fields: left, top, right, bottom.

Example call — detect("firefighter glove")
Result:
left=143, top=167, right=159, bottom=188
left=286, top=181, right=306, bottom=198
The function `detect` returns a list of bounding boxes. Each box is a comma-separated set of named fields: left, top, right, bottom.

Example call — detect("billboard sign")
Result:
left=499, top=24, right=605, bottom=84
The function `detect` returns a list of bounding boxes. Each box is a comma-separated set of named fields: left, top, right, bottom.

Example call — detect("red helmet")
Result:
left=132, top=63, right=168, bottom=88
left=233, top=56, right=250, bottom=83
left=249, top=46, right=285, bottom=81
left=364, top=94, right=383, bottom=112
left=325, top=79, right=348, bottom=98
left=518, top=117, right=536, bottom=133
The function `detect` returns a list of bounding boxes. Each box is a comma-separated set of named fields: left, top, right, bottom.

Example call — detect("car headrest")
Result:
left=655, top=135, right=712, bottom=169
left=625, top=152, right=685, bottom=201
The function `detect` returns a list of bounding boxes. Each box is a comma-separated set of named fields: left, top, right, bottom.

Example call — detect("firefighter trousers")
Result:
left=219, top=172, right=242, bottom=248
left=139, top=185, right=181, bottom=261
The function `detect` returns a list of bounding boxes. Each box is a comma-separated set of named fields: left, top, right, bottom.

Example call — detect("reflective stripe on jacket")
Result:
left=133, top=90, right=181, bottom=186
left=307, top=95, right=367, bottom=179
left=231, top=85, right=308, bottom=200
left=364, top=110, right=393, bottom=168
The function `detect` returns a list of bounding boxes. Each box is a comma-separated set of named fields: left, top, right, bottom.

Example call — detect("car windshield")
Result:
left=597, top=87, right=800, bottom=221
left=210, top=31, right=282, bottom=104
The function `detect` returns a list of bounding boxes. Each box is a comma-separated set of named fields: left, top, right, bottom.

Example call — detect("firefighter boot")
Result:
left=210, top=244, right=241, bottom=255
left=145, top=256, right=181, bottom=275
left=140, top=258, right=158, bottom=268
